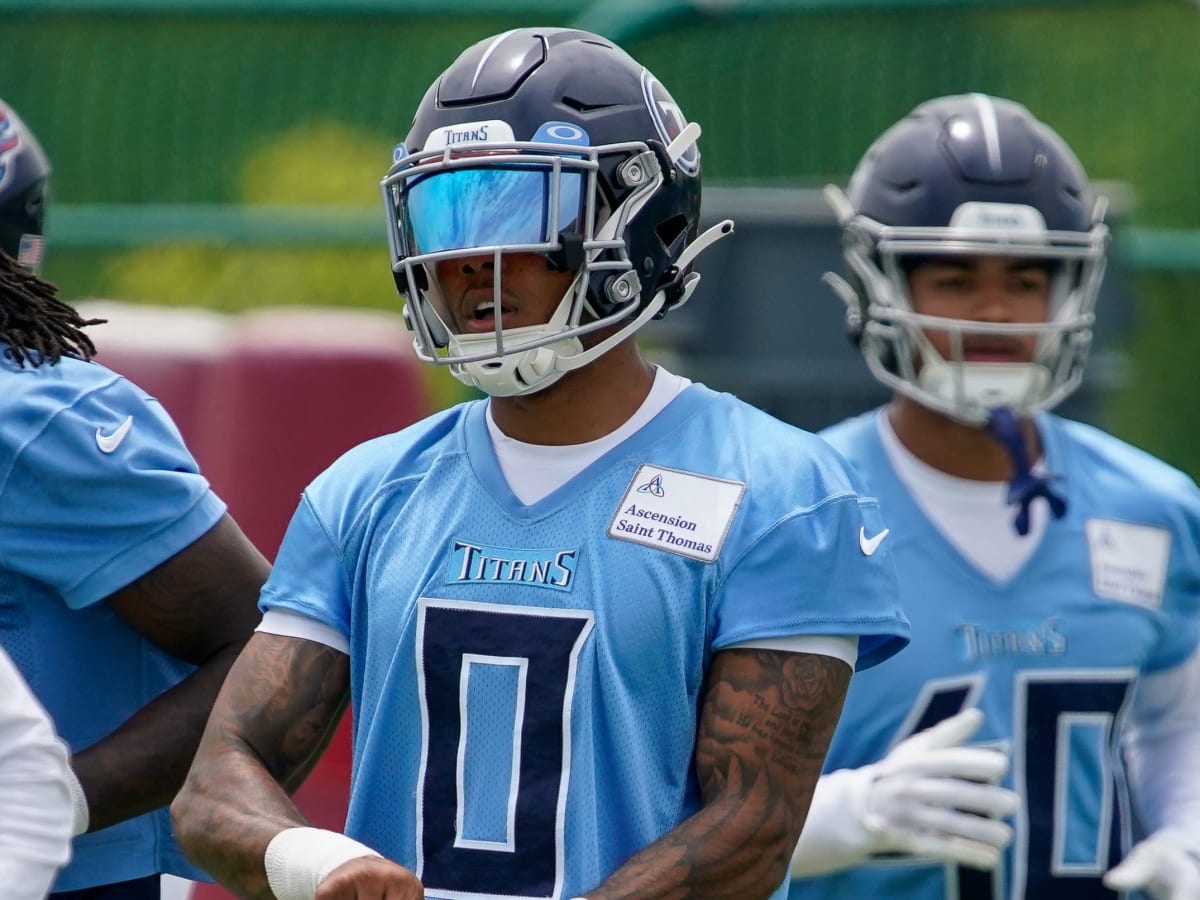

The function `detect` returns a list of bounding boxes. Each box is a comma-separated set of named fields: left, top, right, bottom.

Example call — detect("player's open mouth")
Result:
left=464, top=298, right=519, bottom=333
left=961, top=343, right=1025, bottom=363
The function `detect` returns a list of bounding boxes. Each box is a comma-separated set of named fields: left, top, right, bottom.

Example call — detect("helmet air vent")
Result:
left=561, top=95, right=618, bottom=113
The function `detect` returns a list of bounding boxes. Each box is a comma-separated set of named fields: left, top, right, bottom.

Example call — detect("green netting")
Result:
left=1, top=1, right=1199, bottom=470
left=2, top=2, right=1196, bottom=221
left=626, top=4, right=1200, bottom=227
left=2, top=13, right=576, bottom=205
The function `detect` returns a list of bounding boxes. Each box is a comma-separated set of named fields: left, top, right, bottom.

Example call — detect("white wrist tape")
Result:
left=64, top=763, right=89, bottom=836
left=264, top=826, right=382, bottom=900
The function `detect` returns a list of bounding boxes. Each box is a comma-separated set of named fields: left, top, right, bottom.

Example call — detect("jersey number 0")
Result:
left=416, top=598, right=594, bottom=900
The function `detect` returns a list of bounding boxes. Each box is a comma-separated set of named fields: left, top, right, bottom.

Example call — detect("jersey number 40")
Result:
left=894, top=669, right=1136, bottom=900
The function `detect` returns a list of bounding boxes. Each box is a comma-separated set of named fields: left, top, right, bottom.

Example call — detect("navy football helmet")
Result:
left=381, top=27, right=731, bottom=396
left=0, top=99, right=50, bottom=273
left=826, top=93, right=1109, bottom=424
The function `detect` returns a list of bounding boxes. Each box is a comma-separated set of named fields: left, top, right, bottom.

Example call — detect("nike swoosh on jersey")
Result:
left=95, top=415, right=134, bottom=453
left=859, top=526, right=890, bottom=556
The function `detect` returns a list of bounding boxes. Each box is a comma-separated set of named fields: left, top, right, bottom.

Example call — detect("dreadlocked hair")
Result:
left=0, top=250, right=104, bottom=368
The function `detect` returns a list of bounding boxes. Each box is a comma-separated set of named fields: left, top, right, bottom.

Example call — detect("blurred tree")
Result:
left=99, top=119, right=471, bottom=409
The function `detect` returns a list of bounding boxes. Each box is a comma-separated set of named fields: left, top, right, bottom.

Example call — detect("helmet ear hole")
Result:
left=25, top=188, right=45, bottom=219
left=647, top=213, right=692, bottom=309
left=656, top=214, right=689, bottom=255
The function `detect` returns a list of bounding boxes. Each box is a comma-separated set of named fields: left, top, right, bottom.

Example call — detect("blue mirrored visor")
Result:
left=404, top=165, right=585, bottom=255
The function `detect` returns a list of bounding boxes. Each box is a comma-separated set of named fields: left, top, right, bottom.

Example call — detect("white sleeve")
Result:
left=0, top=648, right=74, bottom=896
left=1123, top=646, right=1200, bottom=847
left=257, top=608, right=351, bottom=655
left=730, top=635, right=859, bottom=668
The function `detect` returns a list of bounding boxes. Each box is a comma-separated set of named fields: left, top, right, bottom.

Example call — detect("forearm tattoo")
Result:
left=223, top=635, right=351, bottom=787
left=586, top=649, right=850, bottom=899
left=173, top=635, right=350, bottom=898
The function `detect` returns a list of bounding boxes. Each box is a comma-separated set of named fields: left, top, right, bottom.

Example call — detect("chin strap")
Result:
left=985, top=406, right=1067, bottom=537
left=551, top=219, right=734, bottom=375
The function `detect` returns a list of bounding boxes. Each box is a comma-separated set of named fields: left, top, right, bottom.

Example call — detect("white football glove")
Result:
left=792, top=708, right=1020, bottom=877
left=1104, top=831, right=1200, bottom=900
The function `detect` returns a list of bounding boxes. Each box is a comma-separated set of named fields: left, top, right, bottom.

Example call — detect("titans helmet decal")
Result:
left=641, top=71, right=698, bottom=175
left=0, top=105, right=20, bottom=190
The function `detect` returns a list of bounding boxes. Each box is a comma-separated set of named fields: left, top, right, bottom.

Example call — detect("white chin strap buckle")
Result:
left=919, top=360, right=1050, bottom=422
left=454, top=336, right=584, bottom=398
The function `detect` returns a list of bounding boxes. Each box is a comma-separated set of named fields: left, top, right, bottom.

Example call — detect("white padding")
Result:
left=264, top=827, right=381, bottom=900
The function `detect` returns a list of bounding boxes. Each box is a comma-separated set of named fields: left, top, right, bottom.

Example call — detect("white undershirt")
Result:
left=876, top=410, right=1046, bottom=582
left=260, top=367, right=857, bottom=666
left=485, top=366, right=691, bottom=506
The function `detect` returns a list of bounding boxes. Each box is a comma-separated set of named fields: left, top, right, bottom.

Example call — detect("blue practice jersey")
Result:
left=261, top=384, right=910, bottom=900
left=790, top=410, right=1200, bottom=900
left=0, top=346, right=225, bottom=890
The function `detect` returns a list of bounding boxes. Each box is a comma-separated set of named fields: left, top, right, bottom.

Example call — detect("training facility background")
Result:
left=3, top=0, right=1199, bottom=466
left=2, top=1, right=1199, bottom=897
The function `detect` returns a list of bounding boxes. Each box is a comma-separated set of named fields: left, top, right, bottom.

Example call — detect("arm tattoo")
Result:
left=698, top=650, right=848, bottom=790
left=216, top=634, right=351, bottom=789
left=172, top=634, right=350, bottom=899
left=586, top=649, right=850, bottom=899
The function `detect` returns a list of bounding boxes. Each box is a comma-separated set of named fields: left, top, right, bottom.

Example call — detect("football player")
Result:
left=789, top=93, right=1200, bottom=900
left=171, top=27, right=910, bottom=900
left=0, top=97, right=269, bottom=898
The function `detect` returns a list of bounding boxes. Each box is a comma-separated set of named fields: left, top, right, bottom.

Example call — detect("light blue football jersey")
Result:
left=790, top=410, right=1200, bottom=900
left=261, top=384, right=910, bottom=900
left=0, top=346, right=225, bottom=891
